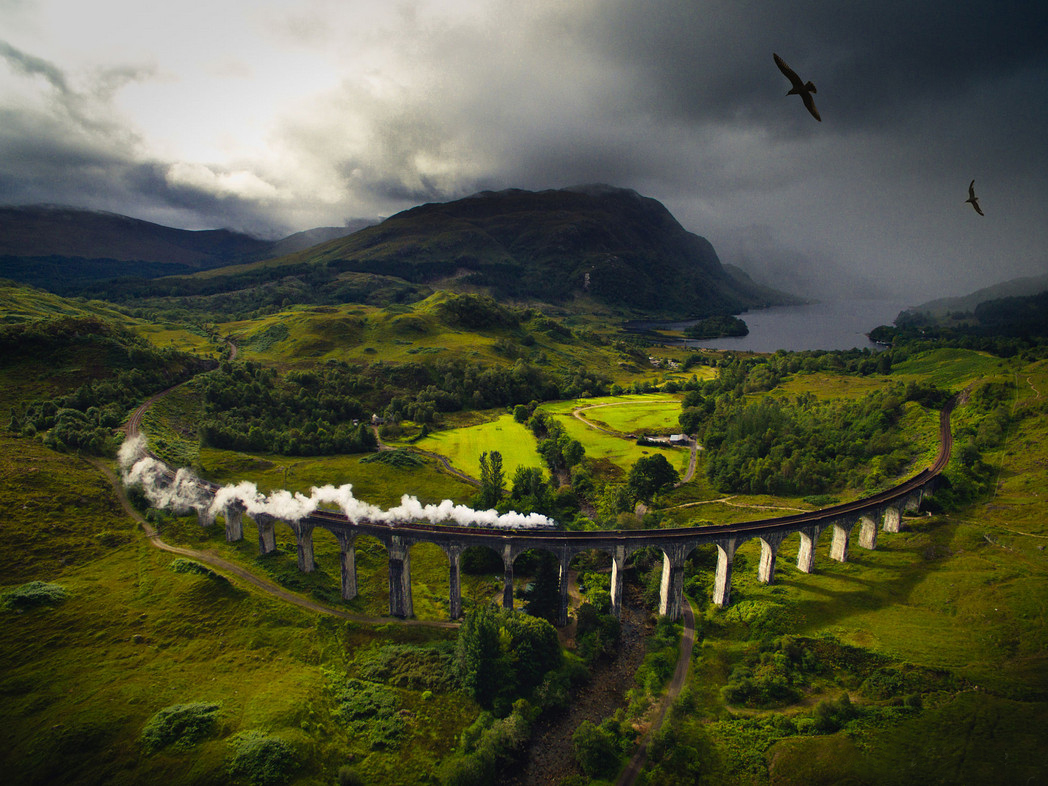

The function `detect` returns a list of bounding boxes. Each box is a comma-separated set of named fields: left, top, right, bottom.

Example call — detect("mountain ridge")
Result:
left=266, top=185, right=796, bottom=318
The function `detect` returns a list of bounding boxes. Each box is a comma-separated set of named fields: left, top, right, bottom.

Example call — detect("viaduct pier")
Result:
left=190, top=403, right=954, bottom=625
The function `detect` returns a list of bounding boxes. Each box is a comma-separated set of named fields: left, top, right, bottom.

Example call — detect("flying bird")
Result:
left=966, top=180, right=984, bottom=215
left=773, top=52, right=821, bottom=121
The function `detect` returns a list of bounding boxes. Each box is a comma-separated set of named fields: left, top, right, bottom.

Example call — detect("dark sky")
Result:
left=1, top=1, right=1045, bottom=302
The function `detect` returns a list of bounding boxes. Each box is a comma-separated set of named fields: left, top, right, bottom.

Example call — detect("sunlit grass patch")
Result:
left=774, top=371, right=890, bottom=400
left=891, top=347, right=1009, bottom=391
left=197, top=447, right=475, bottom=508
left=540, top=397, right=691, bottom=477
left=572, top=396, right=682, bottom=435
left=414, top=412, right=543, bottom=481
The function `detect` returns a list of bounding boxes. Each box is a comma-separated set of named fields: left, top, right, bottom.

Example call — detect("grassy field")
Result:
left=216, top=295, right=652, bottom=385
left=413, top=411, right=544, bottom=481
left=0, top=530, right=476, bottom=785
left=542, top=396, right=693, bottom=478
left=572, top=396, right=683, bottom=435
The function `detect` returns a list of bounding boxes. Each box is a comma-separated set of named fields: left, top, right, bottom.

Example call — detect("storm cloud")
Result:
left=1, top=1, right=1045, bottom=300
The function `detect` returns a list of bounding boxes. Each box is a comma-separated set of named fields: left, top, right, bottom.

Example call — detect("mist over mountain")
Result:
left=717, top=228, right=897, bottom=302
left=267, top=220, right=378, bottom=258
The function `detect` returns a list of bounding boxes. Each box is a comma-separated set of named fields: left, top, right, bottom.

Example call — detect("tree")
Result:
left=521, top=551, right=560, bottom=625
left=455, top=605, right=506, bottom=708
left=455, top=605, right=561, bottom=712
left=627, top=454, right=680, bottom=503
left=478, top=451, right=505, bottom=509
left=572, top=720, right=620, bottom=778
left=562, top=438, right=585, bottom=468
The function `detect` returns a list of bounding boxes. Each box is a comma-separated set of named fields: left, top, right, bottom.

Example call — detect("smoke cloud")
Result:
left=119, top=437, right=554, bottom=529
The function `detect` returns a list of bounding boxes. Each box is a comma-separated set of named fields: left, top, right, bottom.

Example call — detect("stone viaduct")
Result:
left=200, top=403, right=954, bottom=625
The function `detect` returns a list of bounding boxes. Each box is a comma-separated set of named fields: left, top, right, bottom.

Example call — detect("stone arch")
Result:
left=576, top=544, right=641, bottom=619
left=712, top=537, right=746, bottom=607
left=510, top=546, right=564, bottom=623
left=458, top=544, right=504, bottom=612
left=659, top=542, right=696, bottom=619
left=401, top=540, right=451, bottom=618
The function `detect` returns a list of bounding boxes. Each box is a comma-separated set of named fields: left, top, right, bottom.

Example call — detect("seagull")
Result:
left=773, top=52, right=821, bottom=121
left=966, top=180, right=984, bottom=215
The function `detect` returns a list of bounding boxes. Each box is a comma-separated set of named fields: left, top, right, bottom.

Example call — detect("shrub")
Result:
left=811, top=693, right=860, bottom=733
left=572, top=720, right=620, bottom=778
left=168, top=558, right=228, bottom=583
left=2, top=580, right=68, bottom=611
left=332, top=678, right=404, bottom=749
left=227, top=731, right=298, bottom=786
left=361, top=448, right=424, bottom=467
left=439, top=708, right=532, bottom=786
left=354, top=642, right=458, bottom=691
left=141, top=702, right=221, bottom=752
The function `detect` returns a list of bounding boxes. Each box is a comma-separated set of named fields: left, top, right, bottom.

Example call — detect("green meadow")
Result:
left=572, top=396, right=683, bottom=434
left=413, top=412, right=544, bottom=481
left=542, top=396, right=693, bottom=477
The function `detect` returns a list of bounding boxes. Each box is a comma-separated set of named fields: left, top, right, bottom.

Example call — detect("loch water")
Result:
left=633, top=299, right=911, bottom=353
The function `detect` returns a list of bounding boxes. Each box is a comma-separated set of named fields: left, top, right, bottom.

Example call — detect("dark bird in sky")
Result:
left=966, top=180, right=984, bottom=215
left=773, top=52, right=821, bottom=121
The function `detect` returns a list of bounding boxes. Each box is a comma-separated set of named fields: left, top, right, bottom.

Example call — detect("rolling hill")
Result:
left=0, top=205, right=365, bottom=292
left=267, top=184, right=793, bottom=318
left=2, top=187, right=796, bottom=320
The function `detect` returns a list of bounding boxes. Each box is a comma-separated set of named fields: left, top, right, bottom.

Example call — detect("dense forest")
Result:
left=4, top=316, right=213, bottom=455
left=673, top=350, right=944, bottom=495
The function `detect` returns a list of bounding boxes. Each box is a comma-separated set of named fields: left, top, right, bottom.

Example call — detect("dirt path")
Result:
left=677, top=440, right=699, bottom=484
left=570, top=399, right=678, bottom=438
left=615, top=597, right=696, bottom=786
left=92, top=457, right=460, bottom=629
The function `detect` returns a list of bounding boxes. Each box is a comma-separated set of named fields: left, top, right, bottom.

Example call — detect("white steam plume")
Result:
left=119, top=437, right=554, bottom=529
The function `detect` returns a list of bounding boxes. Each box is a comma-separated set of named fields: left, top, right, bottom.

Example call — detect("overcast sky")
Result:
left=1, top=0, right=1045, bottom=302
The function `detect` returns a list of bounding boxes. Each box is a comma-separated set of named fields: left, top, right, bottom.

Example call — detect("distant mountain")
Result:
left=0, top=205, right=270, bottom=267
left=0, top=205, right=374, bottom=292
left=886, top=272, right=1048, bottom=341
left=902, top=273, right=1048, bottom=319
left=272, top=185, right=794, bottom=318
left=267, top=220, right=377, bottom=258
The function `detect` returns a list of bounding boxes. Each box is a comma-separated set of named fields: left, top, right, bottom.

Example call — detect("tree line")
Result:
left=678, top=353, right=949, bottom=496
left=5, top=316, right=214, bottom=456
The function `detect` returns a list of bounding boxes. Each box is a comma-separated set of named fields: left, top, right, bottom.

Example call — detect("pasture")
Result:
left=413, top=412, right=543, bottom=482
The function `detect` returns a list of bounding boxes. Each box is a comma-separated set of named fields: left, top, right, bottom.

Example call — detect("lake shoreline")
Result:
left=624, top=298, right=912, bottom=353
